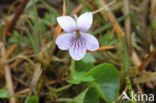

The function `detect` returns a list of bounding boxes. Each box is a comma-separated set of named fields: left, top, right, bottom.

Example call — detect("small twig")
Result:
left=62, top=0, right=66, bottom=16
left=4, top=65, right=16, bottom=103
left=71, top=4, right=83, bottom=15
left=24, top=63, right=42, bottom=103
left=5, top=44, right=17, bottom=59
left=124, top=0, right=132, bottom=55
left=7, top=54, right=36, bottom=67
left=46, top=76, right=70, bottom=86
left=0, top=43, right=16, bottom=103
left=7, top=0, right=29, bottom=32
left=98, top=0, right=141, bottom=67
left=7, top=0, right=19, bottom=16
left=138, top=48, right=156, bottom=71
left=117, top=86, right=127, bottom=102
left=98, top=0, right=124, bottom=37
left=92, top=0, right=116, bottom=15
left=10, top=50, right=34, bottom=69
left=53, top=0, right=66, bottom=39
left=87, top=46, right=116, bottom=53
left=16, top=88, right=30, bottom=95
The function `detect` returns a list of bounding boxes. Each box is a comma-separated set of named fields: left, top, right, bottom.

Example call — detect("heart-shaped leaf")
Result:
left=84, top=87, right=99, bottom=103
left=87, top=63, right=120, bottom=103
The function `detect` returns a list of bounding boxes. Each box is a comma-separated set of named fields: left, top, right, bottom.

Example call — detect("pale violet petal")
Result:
left=57, top=16, right=77, bottom=32
left=56, top=33, right=74, bottom=50
left=77, top=12, right=93, bottom=32
left=69, top=35, right=87, bottom=60
left=81, top=32, right=99, bottom=51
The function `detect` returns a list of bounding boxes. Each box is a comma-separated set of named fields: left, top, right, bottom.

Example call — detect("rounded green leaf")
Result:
left=87, top=63, right=120, bottom=103
left=84, top=87, right=99, bottom=103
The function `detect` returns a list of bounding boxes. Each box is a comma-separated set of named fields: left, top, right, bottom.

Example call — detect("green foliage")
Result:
left=116, top=36, right=130, bottom=74
left=0, top=89, right=9, bottom=98
left=67, top=72, right=94, bottom=84
left=66, top=0, right=72, bottom=15
left=27, top=96, right=39, bottom=103
left=75, top=53, right=95, bottom=72
left=75, top=61, right=94, bottom=72
left=43, top=13, right=57, bottom=26
left=87, top=63, right=120, bottom=103
left=0, top=25, right=2, bottom=35
left=82, top=53, right=95, bottom=63
left=152, top=20, right=156, bottom=31
left=1, top=0, right=155, bottom=103
left=25, top=0, right=39, bottom=10
left=40, top=0, right=59, bottom=16
left=131, top=12, right=143, bottom=40
left=99, top=31, right=116, bottom=46
left=33, top=0, right=41, bottom=52
left=9, top=31, right=21, bottom=44
left=24, top=24, right=37, bottom=54
left=74, top=88, right=89, bottom=103
left=68, top=54, right=96, bottom=84
left=68, top=63, right=120, bottom=103
left=84, top=87, right=99, bottom=103
left=8, top=30, right=29, bottom=47
left=92, top=13, right=131, bottom=35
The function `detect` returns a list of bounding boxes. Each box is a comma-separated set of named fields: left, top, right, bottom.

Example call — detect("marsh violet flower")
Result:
left=56, top=12, right=99, bottom=60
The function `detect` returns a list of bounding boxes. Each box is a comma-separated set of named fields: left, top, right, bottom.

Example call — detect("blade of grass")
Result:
left=25, top=18, right=33, bottom=30
left=40, top=0, right=59, bottom=16
left=116, top=36, right=136, bottom=103
left=23, top=24, right=37, bottom=55
left=92, top=12, right=131, bottom=35
left=116, top=36, right=130, bottom=74
left=33, top=0, right=41, bottom=52
left=66, top=0, right=71, bottom=15
left=131, top=11, right=144, bottom=40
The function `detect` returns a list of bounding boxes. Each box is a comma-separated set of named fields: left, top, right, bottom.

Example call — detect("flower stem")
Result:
left=70, top=59, right=75, bottom=79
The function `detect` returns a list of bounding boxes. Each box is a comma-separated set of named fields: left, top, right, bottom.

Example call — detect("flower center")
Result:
left=76, top=29, right=80, bottom=37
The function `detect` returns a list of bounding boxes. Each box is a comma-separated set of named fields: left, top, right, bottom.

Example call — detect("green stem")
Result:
left=70, top=59, right=75, bottom=79
left=117, top=35, right=135, bottom=103
left=126, top=76, right=136, bottom=103
left=55, top=84, right=72, bottom=92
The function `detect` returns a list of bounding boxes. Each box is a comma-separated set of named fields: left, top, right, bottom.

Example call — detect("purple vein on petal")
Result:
left=70, top=35, right=86, bottom=52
